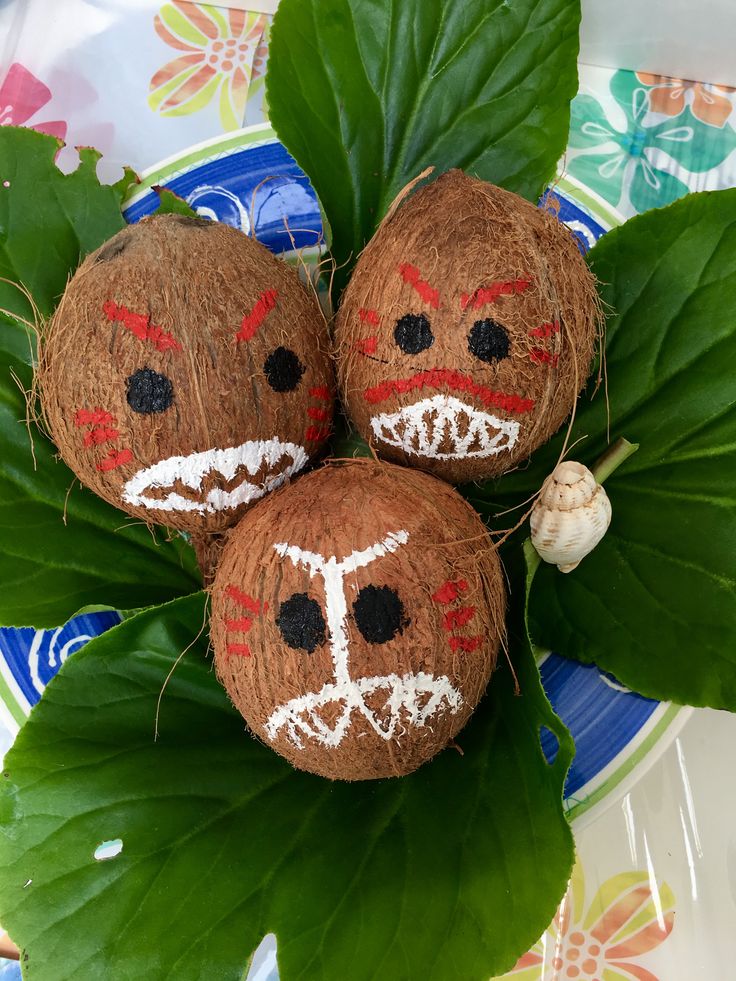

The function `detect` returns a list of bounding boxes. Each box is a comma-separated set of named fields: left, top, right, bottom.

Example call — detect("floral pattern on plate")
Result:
left=150, top=1, right=269, bottom=130
left=566, top=69, right=736, bottom=217
left=495, top=861, right=676, bottom=981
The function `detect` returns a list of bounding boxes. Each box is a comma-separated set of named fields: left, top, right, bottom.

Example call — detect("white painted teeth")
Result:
left=370, top=394, right=520, bottom=460
left=122, top=438, right=309, bottom=514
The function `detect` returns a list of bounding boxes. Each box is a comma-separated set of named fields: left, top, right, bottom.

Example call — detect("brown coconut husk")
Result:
left=210, top=458, right=506, bottom=781
left=39, top=214, right=335, bottom=534
left=334, top=170, right=603, bottom=484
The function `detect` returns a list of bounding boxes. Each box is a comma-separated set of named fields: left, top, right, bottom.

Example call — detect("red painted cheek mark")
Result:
left=305, top=386, right=333, bottom=443
left=83, top=426, right=120, bottom=447
left=74, top=408, right=115, bottom=427
left=236, top=288, right=279, bottom=342
left=102, top=300, right=181, bottom=352
left=225, top=585, right=269, bottom=658
left=399, top=263, right=440, bottom=309
left=530, top=349, right=560, bottom=367
left=448, top=636, right=482, bottom=653
left=305, top=426, right=331, bottom=442
left=443, top=606, right=476, bottom=631
left=461, top=278, right=531, bottom=310
left=529, top=320, right=560, bottom=338
left=226, top=643, right=252, bottom=658
left=432, top=579, right=469, bottom=605
left=96, top=448, right=133, bottom=472
left=225, top=585, right=266, bottom=614
left=354, top=335, right=378, bottom=355
left=359, top=308, right=381, bottom=326
left=225, top=617, right=253, bottom=632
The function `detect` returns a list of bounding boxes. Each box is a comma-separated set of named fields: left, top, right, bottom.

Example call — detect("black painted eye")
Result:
left=468, top=318, right=510, bottom=363
left=353, top=585, right=409, bottom=644
left=394, top=313, right=434, bottom=354
left=126, top=367, right=174, bottom=414
left=276, top=592, right=326, bottom=653
left=264, top=346, right=305, bottom=392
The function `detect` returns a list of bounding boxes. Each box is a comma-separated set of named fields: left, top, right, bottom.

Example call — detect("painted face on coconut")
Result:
left=40, top=215, right=334, bottom=532
left=335, top=170, right=601, bottom=483
left=211, top=461, right=505, bottom=781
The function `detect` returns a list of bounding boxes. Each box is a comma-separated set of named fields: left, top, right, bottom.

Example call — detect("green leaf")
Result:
left=151, top=185, right=199, bottom=218
left=0, top=127, right=200, bottom=626
left=0, top=593, right=573, bottom=980
left=485, top=190, right=736, bottom=710
left=266, top=0, right=581, bottom=290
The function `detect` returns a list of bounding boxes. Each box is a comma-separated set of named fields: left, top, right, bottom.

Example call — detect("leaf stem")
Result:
left=591, top=436, right=639, bottom=485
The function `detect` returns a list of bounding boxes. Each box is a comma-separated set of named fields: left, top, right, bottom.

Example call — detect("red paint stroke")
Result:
left=83, top=426, right=119, bottom=448
left=399, top=263, right=440, bottom=309
left=225, top=617, right=253, bottom=633
left=225, top=585, right=266, bottom=614
left=96, top=448, right=133, bottom=472
left=305, top=425, right=331, bottom=442
left=102, top=300, right=181, bottom=352
left=432, top=579, right=469, bottom=605
left=74, top=407, right=114, bottom=428
left=443, top=606, right=476, bottom=631
left=226, top=643, right=252, bottom=658
left=309, top=385, right=331, bottom=400
left=307, top=406, right=331, bottom=422
left=448, top=636, right=482, bottom=653
left=529, top=320, right=560, bottom=338
left=354, top=335, right=378, bottom=355
left=363, top=368, right=536, bottom=415
left=359, top=308, right=381, bottom=326
left=530, top=348, right=559, bottom=367
left=235, top=288, right=278, bottom=342
left=460, top=278, right=531, bottom=310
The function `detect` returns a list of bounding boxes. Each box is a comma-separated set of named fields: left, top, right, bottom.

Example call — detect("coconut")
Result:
left=39, top=214, right=335, bottom=534
left=334, top=170, right=602, bottom=484
left=211, top=459, right=505, bottom=780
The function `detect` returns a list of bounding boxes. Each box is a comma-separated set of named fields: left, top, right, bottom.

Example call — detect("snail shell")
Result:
left=530, top=461, right=612, bottom=573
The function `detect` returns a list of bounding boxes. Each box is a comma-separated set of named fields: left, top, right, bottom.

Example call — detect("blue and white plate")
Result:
left=0, top=126, right=689, bottom=829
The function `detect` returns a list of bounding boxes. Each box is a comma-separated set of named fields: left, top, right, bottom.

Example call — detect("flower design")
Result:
left=150, top=1, right=268, bottom=130
left=494, top=860, right=675, bottom=980
left=566, top=70, right=736, bottom=216
left=0, top=63, right=66, bottom=140
left=637, top=73, right=735, bottom=128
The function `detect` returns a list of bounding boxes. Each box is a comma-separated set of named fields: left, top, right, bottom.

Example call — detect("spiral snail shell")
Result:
left=530, top=461, right=611, bottom=573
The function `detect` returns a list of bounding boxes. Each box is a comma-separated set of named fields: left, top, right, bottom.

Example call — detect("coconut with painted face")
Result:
left=335, top=170, right=602, bottom=483
left=211, top=460, right=505, bottom=780
left=40, top=214, right=334, bottom=533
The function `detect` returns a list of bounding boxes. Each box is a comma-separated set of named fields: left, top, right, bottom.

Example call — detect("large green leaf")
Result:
left=0, top=592, right=574, bottom=980
left=266, top=0, right=581, bottom=289
left=0, top=127, right=199, bottom=627
left=473, top=190, right=736, bottom=709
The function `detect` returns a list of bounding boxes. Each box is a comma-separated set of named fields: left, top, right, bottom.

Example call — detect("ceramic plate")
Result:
left=0, top=127, right=690, bottom=829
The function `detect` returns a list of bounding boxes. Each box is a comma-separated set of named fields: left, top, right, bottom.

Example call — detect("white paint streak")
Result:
left=266, top=531, right=463, bottom=749
left=370, top=394, right=519, bottom=460
left=122, top=438, right=308, bottom=514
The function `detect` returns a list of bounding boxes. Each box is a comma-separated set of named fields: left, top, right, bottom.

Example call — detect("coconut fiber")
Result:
left=40, top=214, right=335, bottom=532
left=211, top=459, right=506, bottom=780
left=335, top=170, right=603, bottom=483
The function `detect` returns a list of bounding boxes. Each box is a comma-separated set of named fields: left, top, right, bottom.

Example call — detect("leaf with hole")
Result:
left=0, top=127, right=200, bottom=626
left=0, top=592, right=574, bottom=980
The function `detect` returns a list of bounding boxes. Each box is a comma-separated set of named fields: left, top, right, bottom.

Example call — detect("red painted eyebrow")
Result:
left=102, top=301, right=181, bottom=352
left=236, top=289, right=278, bottom=342
left=461, top=278, right=531, bottom=310
left=398, top=263, right=440, bottom=309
